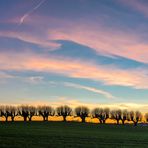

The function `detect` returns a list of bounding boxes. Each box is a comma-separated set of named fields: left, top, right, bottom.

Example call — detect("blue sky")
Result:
left=0, top=0, right=148, bottom=111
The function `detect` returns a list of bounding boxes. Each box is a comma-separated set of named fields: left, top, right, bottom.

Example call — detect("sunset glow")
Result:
left=0, top=0, right=148, bottom=112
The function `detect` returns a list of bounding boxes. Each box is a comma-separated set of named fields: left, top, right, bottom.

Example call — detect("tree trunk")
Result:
left=103, top=119, right=106, bottom=124
left=117, top=119, right=119, bottom=125
left=81, top=117, right=85, bottom=122
left=134, top=121, right=137, bottom=126
left=43, top=116, right=45, bottom=121
left=99, top=119, right=102, bottom=124
left=24, top=116, right=27, bottom=121
left=29, top=117, right=32, bottom=121
left=63, top=116, right=66, bottom=122
left=11, top=116, right=14, bottom=122
left=46, top=116, right=48, bottom=121
left=122, top=120, right=125, bottom=125
left=5, top=116, right=8, bottom=122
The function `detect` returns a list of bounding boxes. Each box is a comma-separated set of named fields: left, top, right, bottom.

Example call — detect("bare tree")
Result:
left=56, top=105, right=72, bottom=122
left=0, top=105, right=5, bottom=121
left=5, top=106, right=17, bottom=121
left=92, top=108, right=110, bottom=124
left=18, top=105, right=37, bottom=121
left=110, top=109, right=122, bottom=124
left=75, top=106, right=89, bottom=122
left=103, top=108, right=110, bottom=123
left=0, top=106, right=13, bottom=122
left=92, top=108, right=103, bottom=123
left=0, top=106, right=2, bottom=121
left=18, top=105, right=29, bottom=121
left=28, top=106, right=36, bottom=121
left=37, top=106, right=55, bottom=121
left=145, top=113, right=148, bottom=122
left=120, top=110, right=129, bottom=125
left=2, top=106, right=9, bottom=121
left=128, top=111, right=142, bottom=126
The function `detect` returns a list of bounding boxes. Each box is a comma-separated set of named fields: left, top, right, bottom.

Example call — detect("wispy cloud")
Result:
left=0, top=71, right=17, bottom=84
left=19, top=0, right=47, bottom=25
left=0, top=51, right=148, bottom=89
left=47, top=24, right=148, bottom=63
left=2, top=15, right=148, bottom=63
left=63, top=82, right=116, bottom=99
left=0, top=71, right=15, bottom=79
left=24, top=76, right=44, bottom=84
left=18, top=14, right=148, bottom=63
left=120, top=0, right=148, bottom=17
left=0, top=31, right=60, bottom=50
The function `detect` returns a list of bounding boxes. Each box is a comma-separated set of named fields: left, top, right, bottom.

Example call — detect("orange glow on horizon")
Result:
left=0, top=116, right=145, bottom=123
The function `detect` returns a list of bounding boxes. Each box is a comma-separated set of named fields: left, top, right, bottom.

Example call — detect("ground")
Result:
left=0, top=121, right=148, bottom=148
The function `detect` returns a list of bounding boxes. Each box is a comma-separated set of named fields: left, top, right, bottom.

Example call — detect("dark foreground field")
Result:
left=0, top=122, right=148, bottom=148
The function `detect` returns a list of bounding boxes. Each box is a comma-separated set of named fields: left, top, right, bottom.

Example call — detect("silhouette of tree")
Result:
left=5, top=106, right=17, bottom=121
left=92, top=108, right=103, bottom=123
left=28, top=106, right=36, bottom=121
left=110, top=109, right=122, bottom=124
left=128, top=111, right=142, bottom=126
left=0, top=105, right=5, bottom=121
left=0, top=107, right=2, bottom=121
left=145, top=113, right=148, bottom=122
left=103, top=108, right=110, bottom=123
left=120, top=110, right=129, bottom=125
left=18, top=105, right=29, bottom=121
left=75, top=106, right=89, bottom=122
left=56, top=105, right=72, bottom=122
left=2, top=106, right=9, bottom=121
left=92, top=108, right=110, bottom=124
left=37, top=106, right=54, bottom=121
left=0, top=106, right=16, bottom=121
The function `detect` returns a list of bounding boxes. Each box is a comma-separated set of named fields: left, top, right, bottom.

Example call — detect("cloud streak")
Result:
left=0, top=71, right=15, bottom=79
left=18, top=14, right=148, bottom=63
left=2, top=0, right=148, bottom=64
left=47, top=24, right=148, bottom=63
left=0, top=51, right=148, bottom=89
left=120, top=0, right=148, bottom=17
left=19, top=0, right=47, bottom=25
left=0, top=31, right=60, bottom=50
left=63, top=82, right=116, bottom=99
left=2, top=15, right=148, bottom=63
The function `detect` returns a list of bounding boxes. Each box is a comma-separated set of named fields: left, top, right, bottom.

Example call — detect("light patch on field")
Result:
left=0, top=116, right=144, bottom=123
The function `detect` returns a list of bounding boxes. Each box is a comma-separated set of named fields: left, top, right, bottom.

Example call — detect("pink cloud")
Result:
left=2, top=14, right=148, bottom=63
left=47, top=25, right=148, bottom=63
left=0, top=31, right=60, bottom=50
left=0, top=51, right=148, bottom=89
left=120, top=0, right=148, bottom=17
left=19, top=14, right=148, bottom=63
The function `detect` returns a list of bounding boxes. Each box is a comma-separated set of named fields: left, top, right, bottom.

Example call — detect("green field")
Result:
left=0, top=122, right=148, bottom=148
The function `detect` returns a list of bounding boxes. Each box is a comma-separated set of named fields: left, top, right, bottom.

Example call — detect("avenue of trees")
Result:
left=0, top=105, right=147, bottom=126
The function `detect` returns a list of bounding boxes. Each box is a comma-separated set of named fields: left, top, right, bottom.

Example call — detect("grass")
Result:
left=0, top=121, right=148, bottom=148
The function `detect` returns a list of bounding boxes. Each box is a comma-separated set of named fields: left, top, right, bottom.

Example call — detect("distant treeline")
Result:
left=0, top=105, right=148, bottom=126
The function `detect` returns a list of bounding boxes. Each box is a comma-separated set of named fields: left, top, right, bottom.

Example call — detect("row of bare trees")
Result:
left=0, top=105, right=148, bottom=126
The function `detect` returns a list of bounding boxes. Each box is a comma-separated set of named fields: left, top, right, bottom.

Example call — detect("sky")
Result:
left=0, top=0, right=148, bottom=112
